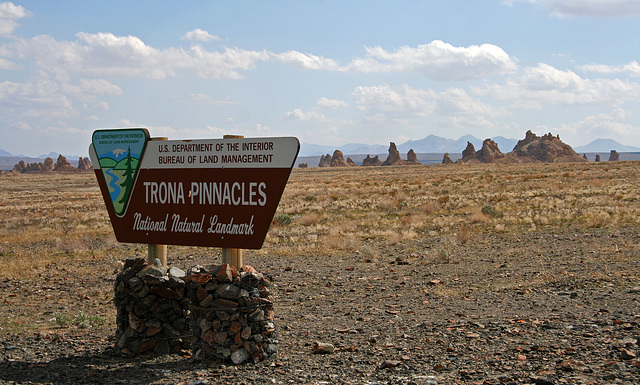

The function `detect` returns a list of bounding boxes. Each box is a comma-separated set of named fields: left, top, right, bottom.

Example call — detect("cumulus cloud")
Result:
left=276, top=51, right=340, bottom=71
left=346, top=41, right=517, bottom=80
left=436, top=88, right=506, bottom=118
left=0, top=57, right=19, bottom=69
left=8, top=32, right=270, bottom=80
left=0, top=77, right=122, bottom=122
left=0, top=2, right=30, bottom=35
left=282, top=108, right=325, bottom=122
left=352, top=84, right=436, bottom=116
left=504, top=0, right=640, bottom=17
left=187, top=93, right=239, bottom=105
left=476, top=63, right=640, bottom=109
left=181, top=29, right=220, bottom=43
left=317, top=97, right=349, bottom=109
left=275, top=41, right=517, bottom=81
left=581, top=61, right=640, bottom=77
left=556, top=108, right=637, bottom=142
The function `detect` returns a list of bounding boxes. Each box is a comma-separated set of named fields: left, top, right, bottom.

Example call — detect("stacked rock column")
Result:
left=113, top=258, right=190, bottom=356
left=185, top=263, right=277, bottom=364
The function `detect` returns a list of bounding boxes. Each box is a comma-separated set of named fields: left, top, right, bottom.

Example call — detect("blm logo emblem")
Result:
left=91, top=128, right=149, bottom=217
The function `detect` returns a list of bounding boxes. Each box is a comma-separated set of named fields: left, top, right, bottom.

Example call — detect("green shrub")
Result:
left=481, top=205, right=502, bottom=218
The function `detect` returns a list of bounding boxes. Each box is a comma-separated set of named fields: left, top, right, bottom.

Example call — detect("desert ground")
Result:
left=0, top=162, right=639, bottom=384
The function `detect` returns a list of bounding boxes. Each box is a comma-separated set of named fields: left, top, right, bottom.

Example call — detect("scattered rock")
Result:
left=313, top=341, right=335, bottom=354
left=380, top=359, right=402, bottom=369
left=620, top=348, right=636, bottom=360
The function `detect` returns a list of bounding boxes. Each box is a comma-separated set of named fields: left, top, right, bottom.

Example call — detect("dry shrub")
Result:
left=321, top=233, right=361, bottom=252
left=584, top=210, right=614, bottom=228
left=590, top=178, right=610, bottom=188
left=298, top=213, right=320, bottom=226
left=422, top=201, right=439, bottom=215
left=437, top=195, right=450, bottom=205
left=379, top=199, right=398, bottom=211
left=457, top=226, right=477, bottom=245
left=469, top=212, right=489, bottom=224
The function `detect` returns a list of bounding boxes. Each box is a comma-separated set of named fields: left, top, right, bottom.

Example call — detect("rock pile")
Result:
left=318, top=154, right=331, bottom=167
left=457, top=131, right=588, bottom=164
left=11, top=155, right=92, bottom=173
left=329, top=150, right=357, bottom=167
left=406, top=149, right=420, bottom=164
left=459, top=139, right=505, bottom=163
left=113, top=258, right=190, bottom=357
left=77, top=157, right=93, bottom=171
left=184, top=264, right=277, bottom=364
left=382, top=142, right=405, bottom=166
left=362, top=154, right=382, bottom=166
left=381, top=142, right=420, bottom=166
left=511, top=131, right=586, bottom=163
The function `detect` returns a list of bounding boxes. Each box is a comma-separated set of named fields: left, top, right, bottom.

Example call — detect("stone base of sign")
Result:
left=184, top=264, right=278, bottom=364
left=113, top=258, right=190, bottom=356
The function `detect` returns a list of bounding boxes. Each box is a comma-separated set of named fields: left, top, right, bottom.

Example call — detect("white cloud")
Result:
left=13, top=120, right=30, bottom=130
left=0, top=2, right=30, bottom=35
left=0, top=57, right=19, bottom=69
left=282, top=108, right=325, bottom=122
left=0, top=80, right=73, bottom=118
left=185, top=45, right=269, bottom=80
left=346, top=41, right=517, bottom=80
left=556, top=108, right=637, bottom=142
left=9, top=32, right=270, bottom=80
left=504, top=0, right=640, bottom=17
left=276, top=41, right=517, bottom=81
left=181, top=29, right=220, bottom=43
left=0, top=77, right=122, bottom=123
left=62, top=78, right=123, bottom=97
left=187, top=93, right=239, bottom=105
left=581, top=61, right=640, bottom=77
left=351, top=84, right=503, bottom=132
left=436, top=88, right=506, bottom=118
left=276, top=51, right=340, bottom=71
left=545, top=0, right=640, bottom=17
left=317, top=97, right=349, bottom=109
left=352, top=84, right=436, bottom=116
left=477, top=63, right=640, bottom=109
left=94, top=101, right=109, bottom=111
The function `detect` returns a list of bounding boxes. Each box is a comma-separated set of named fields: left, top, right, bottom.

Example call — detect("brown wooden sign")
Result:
left=89, top=129, right=299, bottom=249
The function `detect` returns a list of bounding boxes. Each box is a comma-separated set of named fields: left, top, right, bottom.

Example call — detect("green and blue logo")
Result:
left=91, top=128, right=149, bottom=216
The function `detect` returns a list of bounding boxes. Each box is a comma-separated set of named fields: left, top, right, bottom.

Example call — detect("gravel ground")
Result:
left=1, top=228, right=639, bottom=385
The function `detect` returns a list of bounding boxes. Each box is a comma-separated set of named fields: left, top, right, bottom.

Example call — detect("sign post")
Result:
left=89, top=128, right=299, bottom=261
left=221, top=134, right=244, bottom=268
left=147, top=136, right=169, bottom=268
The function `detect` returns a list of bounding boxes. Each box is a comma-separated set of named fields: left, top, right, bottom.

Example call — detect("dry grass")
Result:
left=1, top=161, right=640, bottom=275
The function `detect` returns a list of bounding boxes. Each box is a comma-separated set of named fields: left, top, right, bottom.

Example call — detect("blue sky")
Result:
left=1, top=0, right=640, bottom=157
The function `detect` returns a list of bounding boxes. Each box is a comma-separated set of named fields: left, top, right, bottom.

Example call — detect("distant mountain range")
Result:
left=1, top=136, right=639, bottom=170
left=299, top=135, right=640, bottom=156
